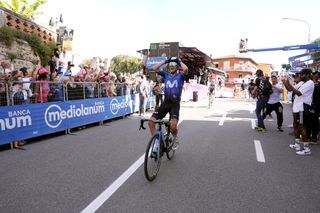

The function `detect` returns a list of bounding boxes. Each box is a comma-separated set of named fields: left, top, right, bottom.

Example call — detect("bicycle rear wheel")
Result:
left=144, top=134, right=162, bottom=181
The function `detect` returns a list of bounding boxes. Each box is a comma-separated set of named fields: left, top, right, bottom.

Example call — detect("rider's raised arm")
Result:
left=153, top=61, right=167, bottom=73
left=179, top=61, right=188, bottom=75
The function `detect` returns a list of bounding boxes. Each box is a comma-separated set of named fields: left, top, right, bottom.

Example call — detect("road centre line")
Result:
left=81, top=103, right=198, bottom=213
left=218, top=112, right=227, bottom=126
left=254, top=140, right=265, bottom=163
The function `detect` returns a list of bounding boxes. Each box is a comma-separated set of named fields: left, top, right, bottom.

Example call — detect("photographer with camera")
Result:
left=148, top=57, right=188, bottom=150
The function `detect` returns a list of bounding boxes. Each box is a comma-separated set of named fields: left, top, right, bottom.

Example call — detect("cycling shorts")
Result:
left=151, top=100, right=180, bottom=121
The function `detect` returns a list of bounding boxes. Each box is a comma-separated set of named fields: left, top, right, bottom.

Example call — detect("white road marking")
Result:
left=81, top=155, right=145, bottom=213
left=254, top=140, right=265, bottom=163
left=250, top=103, right=255, bottom=114
left=81, top=103, right=198, bottom=213
left=218, top=112, right=227, bottom=126
left=251, top=119, right=256, bottom=129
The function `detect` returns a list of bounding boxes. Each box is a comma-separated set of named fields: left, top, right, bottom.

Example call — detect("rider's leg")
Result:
left=170, top=118, right=178, bottom=136
left=149, top=101, right=167, bottom=136
left=148, top=118, right=157, bottom=136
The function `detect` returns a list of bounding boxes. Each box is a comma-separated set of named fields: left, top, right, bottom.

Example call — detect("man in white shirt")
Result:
left=263, top=74, right=284, bottom=131
left=282, top=68, right=314, bottom=155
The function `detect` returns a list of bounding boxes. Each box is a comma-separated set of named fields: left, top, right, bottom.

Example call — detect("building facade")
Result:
left=212, top=55, right=258, bottom=88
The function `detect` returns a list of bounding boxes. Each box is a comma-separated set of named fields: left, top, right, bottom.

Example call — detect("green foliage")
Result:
left=281, top=64, right=291, bottom=71
left=0, top=0, right=47, bottom=19
left=0, top=26, right=56, bottom=66
left=110, top=54, right=143, bottom=74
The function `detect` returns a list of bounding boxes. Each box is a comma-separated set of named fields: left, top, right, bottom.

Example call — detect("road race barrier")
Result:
left=0, top=80, right=157, bottom=146
left=0, top=94, right=155, bottom=146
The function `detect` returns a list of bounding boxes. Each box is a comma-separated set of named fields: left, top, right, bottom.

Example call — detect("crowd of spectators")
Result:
left=0, top=59, right=155, bottom=107
left=0, top=57, right=157, bottom=148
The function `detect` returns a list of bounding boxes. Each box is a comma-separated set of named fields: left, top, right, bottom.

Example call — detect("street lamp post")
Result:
left=282, top=17, right=311, bottom=43
left=282, top=18, right=311, bottom=68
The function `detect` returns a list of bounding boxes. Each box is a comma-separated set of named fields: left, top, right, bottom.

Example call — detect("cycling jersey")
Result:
left=158, top=71, right=185, bottom=103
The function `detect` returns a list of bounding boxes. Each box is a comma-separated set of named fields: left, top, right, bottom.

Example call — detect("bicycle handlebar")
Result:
left=139, top=119, right=170, bottom=131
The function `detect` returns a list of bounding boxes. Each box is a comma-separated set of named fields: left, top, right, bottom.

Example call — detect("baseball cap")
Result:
left=271, top=73, right=277, bottom=77
left=38, top=67, right=49, bottom=75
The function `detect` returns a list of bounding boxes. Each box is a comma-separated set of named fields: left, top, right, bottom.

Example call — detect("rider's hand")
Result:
left=164, top=58, right=171, bottom=64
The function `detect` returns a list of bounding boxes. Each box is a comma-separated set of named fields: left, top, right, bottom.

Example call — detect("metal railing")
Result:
left=0, top=81, right=142, bottom=106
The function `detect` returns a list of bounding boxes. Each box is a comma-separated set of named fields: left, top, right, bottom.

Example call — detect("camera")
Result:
left=67, top=61, right=74, bottom=67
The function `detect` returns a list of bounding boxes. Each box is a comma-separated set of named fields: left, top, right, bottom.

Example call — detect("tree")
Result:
left=110, top=55, right=143, bottom=74
left=80, top=58, right=92, bottom=67
left=281, top=63, right=291, bottom=71
left=0, top=0, right=48, bottom=20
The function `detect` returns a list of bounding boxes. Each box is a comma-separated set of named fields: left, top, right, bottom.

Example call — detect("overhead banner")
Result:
left=0, top=94, right=154, bottom=145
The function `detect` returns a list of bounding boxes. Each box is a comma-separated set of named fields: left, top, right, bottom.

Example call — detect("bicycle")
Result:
left=139, top=119, right=175, bottom=181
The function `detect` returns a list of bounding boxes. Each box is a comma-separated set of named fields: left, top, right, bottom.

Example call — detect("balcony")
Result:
left=224, top=66, right=256, bottom=73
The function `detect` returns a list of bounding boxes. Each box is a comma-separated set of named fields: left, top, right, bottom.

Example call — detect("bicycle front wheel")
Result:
left=144, top=134, right=162, bottom=181
left=165, top=133, right=175, bottom=160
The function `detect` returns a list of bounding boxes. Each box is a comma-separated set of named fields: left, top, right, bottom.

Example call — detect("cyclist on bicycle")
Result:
left=148, top=57, right=188, bottom=150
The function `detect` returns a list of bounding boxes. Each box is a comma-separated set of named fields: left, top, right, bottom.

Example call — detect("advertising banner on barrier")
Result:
left=0, top=94, right=154, bottom=145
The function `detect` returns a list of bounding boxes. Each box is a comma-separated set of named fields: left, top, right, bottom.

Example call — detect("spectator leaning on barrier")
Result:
left=10, top=70, right=25, bottom=105
left=282, top=68, right=314, bottom=156
left=34, top=68, right=50, bottom=103
left=20, top=67, right=33, bottom=103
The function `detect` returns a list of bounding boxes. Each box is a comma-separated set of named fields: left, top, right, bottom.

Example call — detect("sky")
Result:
left=31, top=0, right=320, bottom=70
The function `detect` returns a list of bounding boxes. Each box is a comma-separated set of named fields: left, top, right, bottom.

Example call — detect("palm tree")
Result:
left=0, top=0, right=48, bottom=20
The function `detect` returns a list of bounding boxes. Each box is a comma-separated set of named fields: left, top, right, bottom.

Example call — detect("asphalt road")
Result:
left=1, top=98, right=320, bottom=213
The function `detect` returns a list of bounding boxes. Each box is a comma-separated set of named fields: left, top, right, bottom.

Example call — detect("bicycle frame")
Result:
left=140, top=118, right=175, bottom=181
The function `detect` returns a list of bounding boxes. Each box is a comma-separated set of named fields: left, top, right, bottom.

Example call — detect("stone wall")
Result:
left=0, top=6, right=56, bottom=44
left=0, top=39, right=39, bottom=70
left=0, top=6, right=55, bottom=70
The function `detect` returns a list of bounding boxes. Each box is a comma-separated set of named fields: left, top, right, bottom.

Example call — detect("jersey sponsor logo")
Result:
left=166, top=80, right=178, bottom=88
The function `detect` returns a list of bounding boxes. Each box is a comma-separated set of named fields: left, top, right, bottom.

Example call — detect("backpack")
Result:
left=260, top=79, right=273, bottom=96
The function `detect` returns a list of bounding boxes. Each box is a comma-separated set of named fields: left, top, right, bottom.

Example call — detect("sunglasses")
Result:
left=169, top=62, right=178, bottom=66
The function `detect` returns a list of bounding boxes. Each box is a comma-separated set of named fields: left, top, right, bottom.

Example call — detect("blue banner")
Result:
left=146, top=56, right=167, bottom=70
left=0, top=94, right=154, bottom=145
